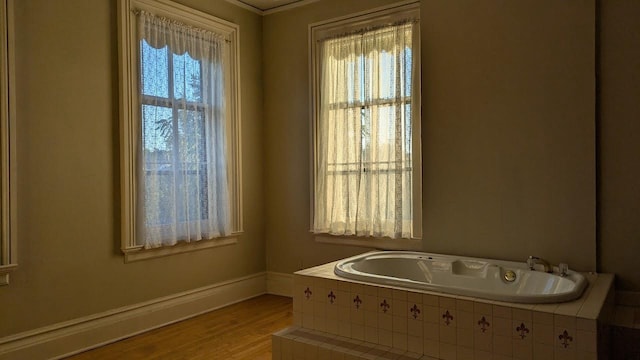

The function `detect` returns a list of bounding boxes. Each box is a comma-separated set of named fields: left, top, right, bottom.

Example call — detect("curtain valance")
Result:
left=136, top=10, right=225, bottom=59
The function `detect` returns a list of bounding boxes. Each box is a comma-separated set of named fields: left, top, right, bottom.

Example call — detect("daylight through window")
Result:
left=119, top=0, right=241, bottom=260
left=311, top=4, right=421, bottom=241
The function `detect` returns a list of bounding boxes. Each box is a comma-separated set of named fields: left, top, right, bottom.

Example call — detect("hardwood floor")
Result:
left=66, top=294, right=292, bottom=360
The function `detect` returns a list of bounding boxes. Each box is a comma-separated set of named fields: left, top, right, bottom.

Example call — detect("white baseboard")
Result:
left=0, top=272, right=267, bottom=360
left=266, top=271, right=293, bottom=297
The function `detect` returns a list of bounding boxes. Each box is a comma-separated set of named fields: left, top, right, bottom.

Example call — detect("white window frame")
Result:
left=118, top=0, right=242, bottom=262
left=309, top=1, right=422, bottom=250
left=0, top=0, right=16, bottom=285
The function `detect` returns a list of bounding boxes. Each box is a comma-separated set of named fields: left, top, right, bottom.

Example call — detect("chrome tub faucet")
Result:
left=527, top=256, right=552, bottom=273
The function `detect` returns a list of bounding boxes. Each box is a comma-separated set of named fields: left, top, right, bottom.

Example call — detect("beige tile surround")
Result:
left=273, top=260, right=615, bottom=360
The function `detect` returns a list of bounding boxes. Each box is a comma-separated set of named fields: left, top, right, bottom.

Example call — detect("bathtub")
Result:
left=334, top=251, right=587, bottom=303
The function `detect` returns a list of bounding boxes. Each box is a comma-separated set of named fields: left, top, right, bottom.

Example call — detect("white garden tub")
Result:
left=334, top=251, right=587, bottom=303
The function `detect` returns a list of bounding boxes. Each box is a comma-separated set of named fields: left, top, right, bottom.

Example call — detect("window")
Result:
left=310, top=3, right=421, bottom=247
left=118, top=0, right=241, bottom=262
left=0, top=0, right=16, bottom=285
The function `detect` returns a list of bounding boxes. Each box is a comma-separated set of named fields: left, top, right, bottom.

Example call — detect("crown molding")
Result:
left=225, top=0, right=262, bottom=15
left=225, top=0, right=320, bottom=16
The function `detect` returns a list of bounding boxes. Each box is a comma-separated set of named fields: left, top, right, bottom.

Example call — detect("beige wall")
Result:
left=264, top=0, right=597, bottom=275
left=420, top=1, right=595, bottom=269
left=599, top=0, right=640, bottom=291
left=0, top=0, right=264, bottom=337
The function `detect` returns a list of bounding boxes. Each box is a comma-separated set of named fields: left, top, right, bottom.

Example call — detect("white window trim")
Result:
left=117, top=0, right=243, bottom=263
left=315, top=235, right=422, bottom=251
left=308, top=0, right=422, bottom=249
left=0, top=0, right=16, bottom=285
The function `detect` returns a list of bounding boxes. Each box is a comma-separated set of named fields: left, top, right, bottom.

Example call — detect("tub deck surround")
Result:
left=273, top=327, right=435, bottom=360
left=610, top=292, right=640, bottom=358
left=334, top=251, right=588, bottom=304
left=613, top=291, right=640, bottom=330
left=274, top=254, right=615, bottom=360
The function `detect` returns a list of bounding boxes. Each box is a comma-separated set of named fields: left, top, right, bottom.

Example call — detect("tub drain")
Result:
left=504, top=270, right=517, bottom=282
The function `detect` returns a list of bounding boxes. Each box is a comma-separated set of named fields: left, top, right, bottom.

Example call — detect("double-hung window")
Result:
left=310, top=3, right=421, bottom=245
left=118, top=0, right=241, bottom=261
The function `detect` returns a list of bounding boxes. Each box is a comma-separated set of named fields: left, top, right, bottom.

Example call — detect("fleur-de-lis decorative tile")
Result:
left=380, top=299, right=390, bottom=313
left=410, top=304, right=421, bottom=319
left=558, top=330, right=573, bottom=348
left=353, top=295, right=362, bottom=309
left=327, top=291, right=336, bottom=304
left=442, top=310, right=454, bottom=326
left=516, top=322, right=530, bottom=339
left=477, top=316, right=490, bottom=333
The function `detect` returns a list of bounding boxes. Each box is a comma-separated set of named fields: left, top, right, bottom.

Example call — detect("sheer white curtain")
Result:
left=314, top=21, right=418, bottom=239
left=137, top=11, right=231, bottom=248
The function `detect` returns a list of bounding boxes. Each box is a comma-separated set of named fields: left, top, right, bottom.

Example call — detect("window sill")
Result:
left=314, top=234, right=422, bottom=251
left=123, top=236, right=238, bottom=263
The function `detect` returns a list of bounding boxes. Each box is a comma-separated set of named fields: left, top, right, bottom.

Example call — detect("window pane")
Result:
left=177, top=109, right=208, bottom=222
left=346, top=56, right=364, bottom=104
left=177, top=109, right=206, bottom=167
left=140, top=40, right=169, bottom=98
left=378, top=51, right=395, bottom=100
left=173, top=52, right=202, bottom=102
left=144, top=169, right=175, bottom=226
left=404, top=47, right=412, bottom=97
left=142, top=105, right=173, bottom=153
left=142, top=104, right=174, bottom=226
left=404, top=103, right=412, bottom=156
left=142, top=107, right=210, bottom=225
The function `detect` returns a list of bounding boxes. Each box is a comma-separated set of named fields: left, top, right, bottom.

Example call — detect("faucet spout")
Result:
left=527, top=256, right=552, bottom=273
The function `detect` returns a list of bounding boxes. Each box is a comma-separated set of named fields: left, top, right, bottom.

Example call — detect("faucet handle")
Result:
left=558, top=263, right=569, bottom=277
left=527, top=256, right=538, bottom=270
